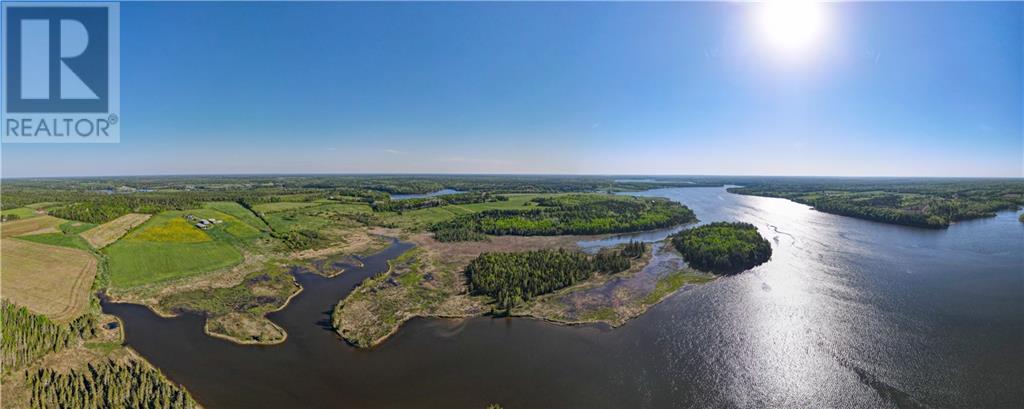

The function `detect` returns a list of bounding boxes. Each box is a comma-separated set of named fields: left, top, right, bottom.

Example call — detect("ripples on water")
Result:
left=104, top=187, right=1024, bottom=408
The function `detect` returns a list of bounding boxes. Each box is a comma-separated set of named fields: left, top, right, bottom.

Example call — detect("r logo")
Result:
left=5, top=7, right=109, bottom=113
left=2, top=2, right=119, bottom=142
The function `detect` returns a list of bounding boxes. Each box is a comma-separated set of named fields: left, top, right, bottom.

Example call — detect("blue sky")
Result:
left=2, top=1, right=1021, bottom=178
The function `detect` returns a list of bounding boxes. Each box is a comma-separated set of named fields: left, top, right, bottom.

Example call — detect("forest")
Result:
left=1, top=301, right=97, bottom=371
left=27, top=360, right=195, bottom=409
left=671, top=222, right=772, bottom=274
left=729, top=179, right=1024, bottom=228
left=431, top=195, right=696, bottom=241
left=3, top=302, right=196, bottom=408
left=371, top=192, right=508, bottom=212
left=465, top=244, right=642, bottom=310
left=272, top=229, right=327, bottom=250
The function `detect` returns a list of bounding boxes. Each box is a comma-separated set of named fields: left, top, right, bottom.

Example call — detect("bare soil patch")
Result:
left=80, top=213, right=151, bottom=248
left=0, top=239, right=98, bottom=322
left=1, top=216, right=64, bottom=238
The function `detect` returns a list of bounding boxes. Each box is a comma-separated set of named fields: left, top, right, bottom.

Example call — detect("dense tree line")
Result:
left=671, top=222, right=772, bottom=274
left=236, top=198, right=275, bottom=231
left=465, top=247, right=637, bottom=310
left=807, top=197, right=946, bottom=228
left=432, top=196, right=696, bottom=242
left=621, top=240, right=646, bottom=258
left=46, top=196, right=201, bottom=224
left=2, top=301, right=97, bottom=371
left=27, top=360, right=196, bottom=409
left=371, top=192, right=508, bottom=212
left=432, top=225, right=489, bottom=242
left=5, top=190, right=272, bottom=224
left=271, top=229, right=325, bottom=250
left=592, top=251, right=631, bottom=273
left=729, top=180, right=1024, bottom=228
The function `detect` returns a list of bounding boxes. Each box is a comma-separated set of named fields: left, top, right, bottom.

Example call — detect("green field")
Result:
left=105, top=240, right=243, bottom=288
left=317, top=203, right=374, bottom=214
left=1, top=207, right=39, bottom=219
left=104, top=210, right=251, bottom=288
left=187, top=208, right=262, bottom=239
left=60, top=221, right=97, bottom=235
left=252, top=202, right=319, bottom=213
left=15, top=232, right=93, bottom=252
left=450, top=193, right=545, bottom=211
left=126, top=210, right=261, bottom=242
left=263, top=210, right=334, bottom=233
left=203, top=202, right=269, bottom=231
left=133, top=217, right=211, bottom=243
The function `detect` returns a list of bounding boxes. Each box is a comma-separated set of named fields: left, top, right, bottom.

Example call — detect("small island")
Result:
left=670, top=222, right=772, bottom=274
left=466, top=245, right=640, bottom=312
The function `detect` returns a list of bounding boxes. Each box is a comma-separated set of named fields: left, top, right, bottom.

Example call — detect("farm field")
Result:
left=105, top=240, right=243, bottom=288
left=203, top=202, right=268, bottom=231
left=104, top=211, right=248, bottom=288
left=15, top=232, right=93, bottom=252
left=252, top=202, right=319, bottom=213
left=187, top=208, right=262, bottom=239
left=451, top=193, right=547, bottom=211
left=131, top=214, right=212, bottom=243
left=61, top=221, right=97, bottom=235
left=1, top=207, right=39, bottom=220
left=0, top=238, right=97, bottom=322
left=80, top=213, right=151, bottom=248
left=1, top=215, right=65, bottom=238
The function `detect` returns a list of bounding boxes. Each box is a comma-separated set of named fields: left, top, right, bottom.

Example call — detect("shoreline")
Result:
left=337, top=239, right=720, bottom=348
left=109, top=230, right=717, bottom=349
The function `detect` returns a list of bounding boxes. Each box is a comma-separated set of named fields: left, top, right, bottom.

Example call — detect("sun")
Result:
left=754, top=1, right=829, bottom=60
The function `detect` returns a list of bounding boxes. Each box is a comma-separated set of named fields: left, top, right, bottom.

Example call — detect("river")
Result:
left=101, top=187, right=1024, bottom=408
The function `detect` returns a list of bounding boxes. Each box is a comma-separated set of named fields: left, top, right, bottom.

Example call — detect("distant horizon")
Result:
left=3, top=171, right=1023, bottom=181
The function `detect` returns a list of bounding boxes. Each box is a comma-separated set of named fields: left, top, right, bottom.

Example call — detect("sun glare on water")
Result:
left=753, top=1, right=830, bottom=61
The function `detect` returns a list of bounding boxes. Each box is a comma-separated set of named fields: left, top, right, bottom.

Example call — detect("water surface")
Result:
left=103, top=187, right=1024, bottom=408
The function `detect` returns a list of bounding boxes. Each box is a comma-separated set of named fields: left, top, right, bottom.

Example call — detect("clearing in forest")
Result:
left=1, top=207, right=40, bottom=220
